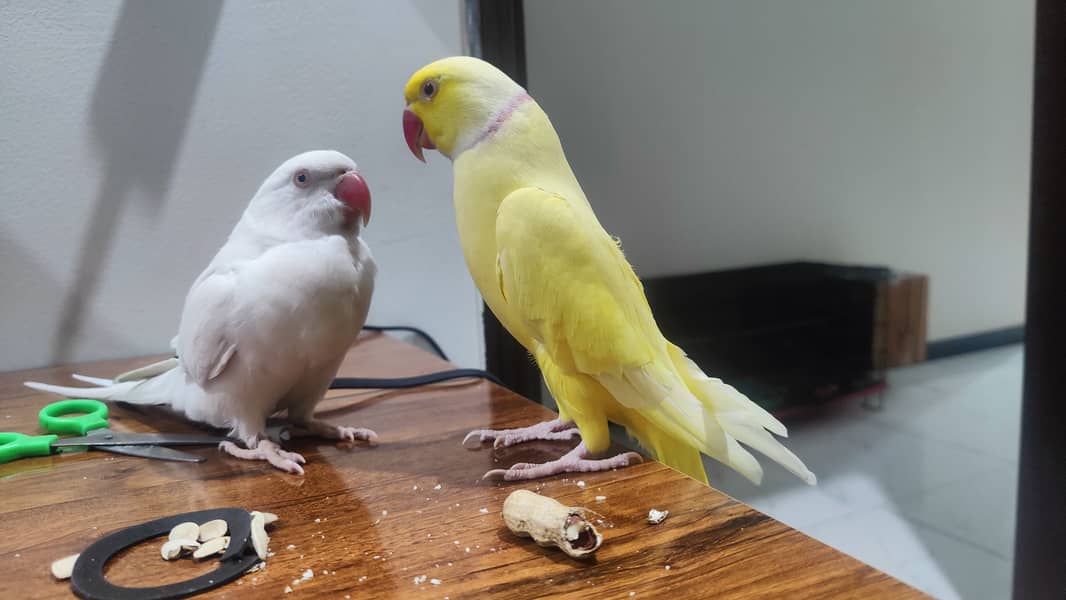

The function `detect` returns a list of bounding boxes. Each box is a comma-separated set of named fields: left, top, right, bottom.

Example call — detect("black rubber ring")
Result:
left=70, top=507, right=259, bottom=600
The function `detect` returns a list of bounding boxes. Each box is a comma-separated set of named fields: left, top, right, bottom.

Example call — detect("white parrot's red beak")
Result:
left=334, top=171, right=371, bottom=227
left=403, top=108, right=435, bottom=162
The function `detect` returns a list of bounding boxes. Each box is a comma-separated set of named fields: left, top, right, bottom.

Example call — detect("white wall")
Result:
left=0, top=0, right=483, bottom=371
left=525, top=0, right=1033, bottom=341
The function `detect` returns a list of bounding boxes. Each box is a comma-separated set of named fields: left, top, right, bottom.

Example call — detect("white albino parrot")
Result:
left=401, top=57, right=815, bottom=486
left=25, top=150, right=376, bottom=474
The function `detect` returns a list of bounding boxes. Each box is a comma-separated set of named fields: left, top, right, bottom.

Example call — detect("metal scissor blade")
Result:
left=97, top=445, right=206, bottom=463
left=52, top=432, right=232, bottom=448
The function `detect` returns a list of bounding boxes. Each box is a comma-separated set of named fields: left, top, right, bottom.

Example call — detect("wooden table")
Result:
left=1, top=333, right=923, bottom=599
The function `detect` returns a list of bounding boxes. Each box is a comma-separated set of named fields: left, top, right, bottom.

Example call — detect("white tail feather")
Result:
left=25, top=380, right=145, bottom=401
left=71, top=374, right=113, bottom=386
left=114, top=357, right=179, bottom=383
left=25, top=367, right=182, bottom=407
left=605, top=345, right=818, bottom=485
left=673, top=351, right=814, bottom=488
left=719, top=417, right=816, bottom=485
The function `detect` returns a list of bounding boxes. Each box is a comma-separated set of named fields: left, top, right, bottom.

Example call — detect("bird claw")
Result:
left=482, top=469, right=509, bottom=481
left=285, top=420, right=377, bottom=445
left=463, top=419, right=579, bottom=451
left=463, top=431, right=491, bottom=449
left=219, top=440, right=306, bottom=475
left=481, top=448, right=644, bottom=482
left=337, top=426, right=378, bottom=445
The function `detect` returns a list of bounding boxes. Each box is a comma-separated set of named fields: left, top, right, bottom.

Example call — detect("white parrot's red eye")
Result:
left=293, top=169, right=311, bottom=188
left=421, top=79, right=438, bottom=100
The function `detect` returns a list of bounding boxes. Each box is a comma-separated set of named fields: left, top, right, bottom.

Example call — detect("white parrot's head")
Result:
left=402, top=56, right=525, bottom=161
left=249, top=150, right=371, bottom=232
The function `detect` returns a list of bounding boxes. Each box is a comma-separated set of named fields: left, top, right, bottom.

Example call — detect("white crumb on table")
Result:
left=647, top=508, right=669, bottom=524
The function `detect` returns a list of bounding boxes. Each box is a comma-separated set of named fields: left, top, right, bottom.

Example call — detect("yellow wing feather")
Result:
left=495, top=188, right=655, bottom=377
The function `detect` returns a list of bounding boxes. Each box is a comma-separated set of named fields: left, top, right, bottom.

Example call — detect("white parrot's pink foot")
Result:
left=463, top=419, right=580, bottom=450
left=219, top=439, right=306, bottom=475
left=287, top=419, right=378, bottom=445
left=482, top=442, right=643, bottom=481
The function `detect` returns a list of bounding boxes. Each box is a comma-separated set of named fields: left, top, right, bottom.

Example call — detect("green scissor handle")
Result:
left=0, top=431, right=59, bottom=463
left=38, top=399, right=109, bottom=436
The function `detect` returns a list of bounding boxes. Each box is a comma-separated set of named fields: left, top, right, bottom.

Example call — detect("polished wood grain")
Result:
left=0, top=333, right=924, bottom=599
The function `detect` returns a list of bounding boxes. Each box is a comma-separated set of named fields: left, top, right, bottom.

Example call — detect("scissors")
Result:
left=0, top=399, right=230, bottom=464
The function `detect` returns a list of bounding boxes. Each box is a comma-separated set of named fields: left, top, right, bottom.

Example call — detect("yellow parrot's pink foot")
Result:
left=482, top=441, right=643, bottom=481
left=463, top=418, right=581, bottom=450
left=219, top=439, right=306, bottom=474
left=283, top=419, right=378, bottom=445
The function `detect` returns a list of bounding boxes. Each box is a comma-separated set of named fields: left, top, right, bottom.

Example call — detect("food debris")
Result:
left=192, top=537, right=229, bottom=560
left=430, top=578, right=442, bottom=585
left=479, top=508, right=489, bottom=514
left=414, top=575, right=427, bottom=585
left=314, top=518, right=322, bottom=523
left=250, top=513, right=269, bottom=560
left=198, top=519, right=228, bottom=542
left=576, top=480, right=586, bottom=488
left=169, top=522, right=200, bottom=542
left=287, top=544, right=296, bottom=550
left=433, top=484, right=442, bottom=490
left=647, top=509, right=669, bottom=524
left=50, top=554, right=79, bottom=580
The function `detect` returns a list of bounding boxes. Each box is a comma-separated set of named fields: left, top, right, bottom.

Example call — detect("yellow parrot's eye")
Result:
left=421, top=79, right=438, bottom=100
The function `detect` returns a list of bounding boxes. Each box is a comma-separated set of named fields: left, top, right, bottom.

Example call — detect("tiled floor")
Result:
left=703, top=345, right=1023, bottom=599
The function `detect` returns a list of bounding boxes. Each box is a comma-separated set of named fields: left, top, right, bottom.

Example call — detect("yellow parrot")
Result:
left=402, top=56, right=815, bottom=487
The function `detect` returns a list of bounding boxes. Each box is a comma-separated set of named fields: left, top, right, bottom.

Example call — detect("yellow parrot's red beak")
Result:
left=403, top=108, right=436, bottom=162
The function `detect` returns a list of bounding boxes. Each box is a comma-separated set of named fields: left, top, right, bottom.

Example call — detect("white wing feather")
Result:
left=176, top=270, right=239, bottom=387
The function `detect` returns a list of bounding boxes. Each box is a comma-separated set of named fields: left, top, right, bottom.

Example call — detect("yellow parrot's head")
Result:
left=402, top=56, right=525, bottom=161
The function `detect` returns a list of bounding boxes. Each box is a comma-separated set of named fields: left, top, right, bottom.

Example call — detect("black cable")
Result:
left=331, top=368, right=505, bottom=390
left=361, top=325, right=449, bottom=361
left=339, top=325, right=509, bottom=391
